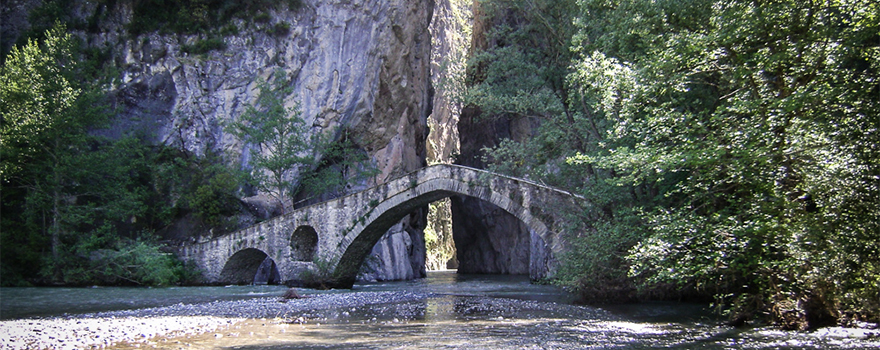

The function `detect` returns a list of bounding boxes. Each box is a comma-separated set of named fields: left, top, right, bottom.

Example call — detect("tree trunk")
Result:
left=50, top=137, right=63, bottom=283
left=51, top=186, right=62, bottom=282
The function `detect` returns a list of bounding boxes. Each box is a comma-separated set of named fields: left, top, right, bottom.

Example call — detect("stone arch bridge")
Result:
left=180, top=164, right=583, bottom=288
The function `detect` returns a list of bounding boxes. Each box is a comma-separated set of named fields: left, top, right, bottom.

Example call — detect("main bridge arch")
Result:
left=180, top=165, right=581, bottom=287
left=329, top=171, right=555, bottom=287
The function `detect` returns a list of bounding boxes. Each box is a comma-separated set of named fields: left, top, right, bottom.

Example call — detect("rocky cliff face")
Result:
left=424, top=0, right=470, bottom=271
left=109, top=0, right=433, bottom=183
left=5, top=0, right=434, bottom=282
left=427, top=0, right=466, bottom=166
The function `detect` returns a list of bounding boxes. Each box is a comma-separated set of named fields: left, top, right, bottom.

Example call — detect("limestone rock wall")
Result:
left=6, top=0, right=434, bottom=282
left=1, top=0, right=42, bottom=60
left=106, top=0, right=433, bottom=182
left=427, top=0, right=467, bottom=165
left=423, top=0, right=471, bottom=271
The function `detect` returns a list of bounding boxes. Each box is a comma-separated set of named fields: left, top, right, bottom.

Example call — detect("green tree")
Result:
left=299, top=128, right=379, bottom=200
left=461, top=0, right=640, bottom=301
left=566, top=0, right=880, bottom=327
left=470, top=0, right=879, bottom=326
left=0, top=24, right=113, bottom=281
left=463, top=0, right=577, bottom=125
left=226, top=71, right=312, bottom=214
left=1, top=24, right=192, bottom=286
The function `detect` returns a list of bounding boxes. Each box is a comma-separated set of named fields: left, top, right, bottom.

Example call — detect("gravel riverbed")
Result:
left=2, top=290, right=879, bottom=350
left=0, top=291, right=428, bottom=350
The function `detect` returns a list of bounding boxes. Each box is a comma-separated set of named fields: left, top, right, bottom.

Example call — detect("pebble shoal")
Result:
left=0, top=291, right=426, bottom=350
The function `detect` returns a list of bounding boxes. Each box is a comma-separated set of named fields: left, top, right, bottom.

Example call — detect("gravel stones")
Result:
left=0, top=291, right=426, bottom=350
left=0, top=316, right=241, bottom=350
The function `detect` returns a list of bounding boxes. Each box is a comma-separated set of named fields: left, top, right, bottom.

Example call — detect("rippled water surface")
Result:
left=0, top=284, right=288, bottom=319
left=3, top=271, right=878, bottom=349
left=0, top=271, right=564, bottom=320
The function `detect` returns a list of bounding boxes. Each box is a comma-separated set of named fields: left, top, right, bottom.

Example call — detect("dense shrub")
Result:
left=72, top=239, right=200, bottom=286
left=128, top=0, right=305, bottom=36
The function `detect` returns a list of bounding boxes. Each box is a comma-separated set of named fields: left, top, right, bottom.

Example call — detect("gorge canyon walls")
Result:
left=3, top=0, right=433, bottom=282
left=3, top=0, right=541, bottom=282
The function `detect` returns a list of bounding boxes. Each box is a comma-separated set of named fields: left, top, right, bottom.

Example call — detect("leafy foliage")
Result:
left=297, top=255, right=338, bottom=290
left=150, top=145, right=242, bottom=229
left=425, top=199, right=456, bottom=270
left=67, top=238, right=200, bottom=286
left=1, top=24, right=81, bottom=178
left=226, top=71, right=379, bottom=212
left=225, top=71, right=313, bottom=214
left=473, top=0, right=880, bottom=327
left=568, top=0, right=880, bottom=327
left=181, top=37, right=228, bottom=55
left=463, top=0, right=640, bottom=301
left=128, top=0, right=304, bottom=36
left=1, top=24, right=121, bottom=282
left=298, top=128, right=379, bottom=201
left=463, top=0, right=577, bottom=121
left=270, top=22, right=292, bottom=37
left=0, top=24, right=208, bottom=286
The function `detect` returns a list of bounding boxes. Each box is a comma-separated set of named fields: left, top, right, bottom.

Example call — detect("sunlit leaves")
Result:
left=0, top=24, right=79, bottom=180
left=564, top=0, right=880, bottom=324
left=464, top=38, right=565, bottom=118
left=0, top=23, right=186, bottom=285
left=567, top=51, right=639, bottom=133
left=225, top=71, right=312, bottom=214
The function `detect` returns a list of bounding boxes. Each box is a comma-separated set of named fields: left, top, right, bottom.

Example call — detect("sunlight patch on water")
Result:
left=108, top=317, right=567, bottom=350
left=589, top=321, right=668, bottom=335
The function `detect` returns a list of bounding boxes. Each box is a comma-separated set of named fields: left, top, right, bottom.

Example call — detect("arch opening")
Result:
left=334, top=178, right=551, bottom=288
left=358, top=195, right=532, bottom=281
left=425, top=198, right=457, bottom=271
left=220, top=248, right=281, bottom=285
left=254, top=257, right=281, bottom=285
left=290, top=225, right=318, bottom=262
left=449, top=195, right=531, bottom=275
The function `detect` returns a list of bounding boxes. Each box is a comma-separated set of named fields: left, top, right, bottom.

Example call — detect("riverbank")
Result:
left=0, top=291, right=427, bottom=349
left=0, top=315, right=242, bottom=349
left=2, top=280, right=879, bottom=349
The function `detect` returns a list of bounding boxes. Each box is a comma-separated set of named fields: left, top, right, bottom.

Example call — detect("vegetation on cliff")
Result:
left=468, top=0, right=879, bottom=328
left=127, top=0, right=303, bottom=35
left=0, top=5, right=375, bottom=286
left=0, top=24, right=207, bottom=286
left=225, top=72, right=312, bottom=215
left=224, top=71, right=378, bottom=213
left=1, top=0, right=305, bottom=62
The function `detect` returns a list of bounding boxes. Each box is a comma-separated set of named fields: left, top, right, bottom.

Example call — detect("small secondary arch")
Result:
left=219, top=248, right=280, bottom=285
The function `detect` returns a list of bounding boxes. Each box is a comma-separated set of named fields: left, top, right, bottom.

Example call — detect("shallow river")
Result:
left=2, top=271, right=878, bottom=349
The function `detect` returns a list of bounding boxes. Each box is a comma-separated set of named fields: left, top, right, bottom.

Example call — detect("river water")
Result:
left=2, top=271, right=878, bottom=349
